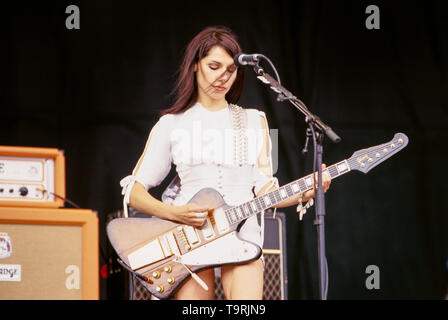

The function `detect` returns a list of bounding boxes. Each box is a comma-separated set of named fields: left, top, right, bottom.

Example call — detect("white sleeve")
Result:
left=120, top=114, right=173, bottom=210
left=132, top=114, right=173, bottom=190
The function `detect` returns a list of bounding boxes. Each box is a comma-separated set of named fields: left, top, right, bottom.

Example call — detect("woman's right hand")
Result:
left=169, top=203, right=211, bottom=227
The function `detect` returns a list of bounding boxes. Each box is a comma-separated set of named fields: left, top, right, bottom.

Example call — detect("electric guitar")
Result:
left=107, top=132, right=408, bottom=299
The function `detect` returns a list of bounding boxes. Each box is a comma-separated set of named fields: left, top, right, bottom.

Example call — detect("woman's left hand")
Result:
left=302, top=163, right=331, bottom=201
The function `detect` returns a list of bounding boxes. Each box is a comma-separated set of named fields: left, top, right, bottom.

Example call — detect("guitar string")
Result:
left=224, top=140, right=402, bottom=225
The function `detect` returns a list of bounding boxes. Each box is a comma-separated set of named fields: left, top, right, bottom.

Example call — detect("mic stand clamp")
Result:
left=302, top=126, right=313, bottom=155
left=253, top=64, right=264, bottom=76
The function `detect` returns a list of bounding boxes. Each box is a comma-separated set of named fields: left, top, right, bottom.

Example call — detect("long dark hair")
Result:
left=161, top=26, right=245, bottom=116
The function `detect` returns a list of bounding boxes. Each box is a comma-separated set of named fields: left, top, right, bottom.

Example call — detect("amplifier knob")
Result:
left=19, top=187, right=29, bottom=196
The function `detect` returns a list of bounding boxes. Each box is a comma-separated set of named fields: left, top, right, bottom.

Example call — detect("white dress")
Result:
left=121, top=102, right=277, bottom=249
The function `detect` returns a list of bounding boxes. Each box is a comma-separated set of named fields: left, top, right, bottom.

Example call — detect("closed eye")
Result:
left=208, top=61, right=236, bottom=73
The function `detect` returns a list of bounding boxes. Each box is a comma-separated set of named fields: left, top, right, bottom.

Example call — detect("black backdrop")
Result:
left=2, top=0, right=447, bottom=300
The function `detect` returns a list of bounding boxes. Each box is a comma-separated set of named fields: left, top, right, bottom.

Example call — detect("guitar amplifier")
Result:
left=128, top=210, right=288, bottom=300
left=0, top=206, right=99, bottom=299
left=0, top=146, right=65, bottom=208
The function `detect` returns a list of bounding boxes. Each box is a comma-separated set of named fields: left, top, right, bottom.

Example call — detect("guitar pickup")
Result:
left=201, top=218, right=215, bottom=239
left=213, top=208, right=229, bottom=234
left=183, top=225, right=200, bottom=246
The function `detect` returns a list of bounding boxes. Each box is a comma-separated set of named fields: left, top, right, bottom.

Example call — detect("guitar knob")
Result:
left=167, top=276, right=175, bottom=284
left=156, top=285, right=164, bottom=293
left=164, top=265, right=172, bottom=273
left=152, top=271, right=161, bottom=279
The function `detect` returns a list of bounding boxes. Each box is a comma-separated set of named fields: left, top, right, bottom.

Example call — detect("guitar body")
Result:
left=107, top=188, right=262, bottom=299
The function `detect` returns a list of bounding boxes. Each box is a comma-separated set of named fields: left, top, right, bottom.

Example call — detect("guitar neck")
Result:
left=224, top=160, right=351, bottom=226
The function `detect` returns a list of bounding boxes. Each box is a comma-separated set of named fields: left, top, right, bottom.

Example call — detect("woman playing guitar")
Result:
left=120, top=26, right=331, bottom=300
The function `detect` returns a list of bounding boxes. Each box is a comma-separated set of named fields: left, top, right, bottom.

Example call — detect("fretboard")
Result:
left=223, top=160, right=351, bottom=226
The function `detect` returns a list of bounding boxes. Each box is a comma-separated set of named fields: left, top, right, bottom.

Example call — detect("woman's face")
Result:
left=194, top=45, right=238, bottom=104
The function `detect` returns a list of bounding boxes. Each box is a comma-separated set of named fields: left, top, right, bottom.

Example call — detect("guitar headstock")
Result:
left=348, top=133, right=409, bottom=174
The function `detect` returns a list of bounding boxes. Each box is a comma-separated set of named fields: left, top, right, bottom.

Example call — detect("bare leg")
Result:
left=173, top=268, right=215, bottom=300
left=221, top=258, right=264, bottom=300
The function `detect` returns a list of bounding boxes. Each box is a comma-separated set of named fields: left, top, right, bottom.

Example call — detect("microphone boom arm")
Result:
left=254, top=67, right=341, bottom=143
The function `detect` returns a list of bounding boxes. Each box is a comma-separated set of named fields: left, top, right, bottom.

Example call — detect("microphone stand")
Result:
left=252, top=63, right=341, bottom=300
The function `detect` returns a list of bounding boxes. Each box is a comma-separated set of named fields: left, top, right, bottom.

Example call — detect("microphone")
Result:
left=234, top=53, right=262, bottom=67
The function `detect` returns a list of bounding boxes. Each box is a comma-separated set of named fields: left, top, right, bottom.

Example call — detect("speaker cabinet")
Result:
left=0, top=207, right=99, bottom=299
left=128, top=211, right=288, bottom=300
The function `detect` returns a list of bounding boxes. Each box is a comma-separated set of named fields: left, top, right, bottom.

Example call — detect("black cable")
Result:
left=39, top=189, right=81, bottom=208
left=258, top=54, right=282, bottom=85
